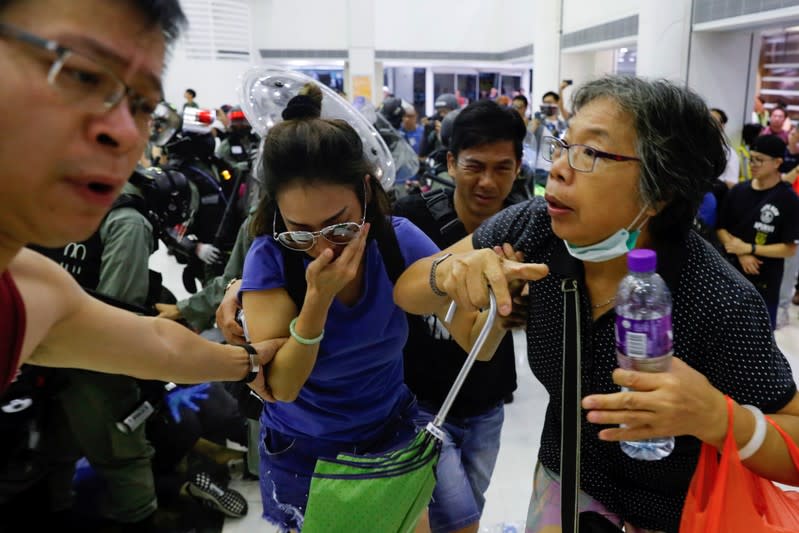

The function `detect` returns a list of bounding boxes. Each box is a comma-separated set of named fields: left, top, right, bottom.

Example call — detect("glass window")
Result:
left=501, top=75, right=521, bottom=97
left=413, top=68, right=426, bottom=117
left=434, top=73, right=455, bottom=97
left=614, top=47, right=637, bottom=76
left=298, top=69, right=344, bottom=92
left=758, top=30, right=799, bottom=123
left=457, top=74, right=477, bottom=104
left=479, top=72, right=498, bottom=100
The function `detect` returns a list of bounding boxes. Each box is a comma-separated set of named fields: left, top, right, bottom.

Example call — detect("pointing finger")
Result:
left=504, top=261, right=549, bottom=282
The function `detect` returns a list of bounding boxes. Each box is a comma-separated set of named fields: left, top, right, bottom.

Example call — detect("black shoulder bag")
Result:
left=561, top=279, right=623, bottom=533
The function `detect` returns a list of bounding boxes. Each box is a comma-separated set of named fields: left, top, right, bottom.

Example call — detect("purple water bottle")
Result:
left=615, top=249, right=674, bottom=460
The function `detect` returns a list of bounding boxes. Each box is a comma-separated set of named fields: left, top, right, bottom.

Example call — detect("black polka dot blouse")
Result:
left=473, top=197, right=796, bottom=532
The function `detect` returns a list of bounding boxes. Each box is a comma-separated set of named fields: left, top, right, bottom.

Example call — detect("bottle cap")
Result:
left=627, top=249, right=656, bottom=272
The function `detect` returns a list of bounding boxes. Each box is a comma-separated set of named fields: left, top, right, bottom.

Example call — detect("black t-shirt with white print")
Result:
left=473, top=197, right=796, bottom=533
left=393, top=190, right=517, bottom=417
left=718, top=180, right=799, bottom=306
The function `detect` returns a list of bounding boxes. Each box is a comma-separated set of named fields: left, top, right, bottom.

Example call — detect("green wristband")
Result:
left=289, top=317, right=324, bottom=345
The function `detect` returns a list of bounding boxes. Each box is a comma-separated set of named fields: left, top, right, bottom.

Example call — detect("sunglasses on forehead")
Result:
left=272, top=197, right=367, bottom=252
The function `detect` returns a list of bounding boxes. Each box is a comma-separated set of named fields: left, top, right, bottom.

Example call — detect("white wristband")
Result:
left=738, top=404, right=767, bottom=461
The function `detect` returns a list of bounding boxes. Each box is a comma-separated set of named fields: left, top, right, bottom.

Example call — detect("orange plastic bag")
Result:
left=680, top=396, right=799, bottom=532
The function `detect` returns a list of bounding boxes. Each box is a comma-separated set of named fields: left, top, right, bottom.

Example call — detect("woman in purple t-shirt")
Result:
left=240, top=83, right=504, bottom=531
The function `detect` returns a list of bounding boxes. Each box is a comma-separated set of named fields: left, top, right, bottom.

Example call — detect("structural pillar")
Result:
left=532, top=0, right=562, bottom=107
left=636, top=0, right=693, bottom=82
left=346, top=0, right=378, bottom=105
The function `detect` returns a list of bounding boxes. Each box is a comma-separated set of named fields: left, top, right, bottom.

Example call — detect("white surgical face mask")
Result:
left=564, top=206, right=649, bottom=263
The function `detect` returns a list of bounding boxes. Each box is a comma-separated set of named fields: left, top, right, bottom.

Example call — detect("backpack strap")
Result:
left=421, top=189, right=466, bottom=244
left=280, top=245, right=307, bottom=312
left=376, top=218, right=405, bottom=285
left=111, top=193, right=149, bottom=219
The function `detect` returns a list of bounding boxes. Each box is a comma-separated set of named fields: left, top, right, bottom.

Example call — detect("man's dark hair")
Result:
left=185, top=88, right=197, bottom=98
left=771, top=106, right=787, bottom=118
left=572, top=76, right=728, bottom=243
left=0, top=0, right=186, bottom=44
left=542, top=91, right=560, bottom=103
left=512, top=94, right=528, bottom=108
left=449, top=100, right=527, bottom=161
left=710, top=107, right=728, bottom=125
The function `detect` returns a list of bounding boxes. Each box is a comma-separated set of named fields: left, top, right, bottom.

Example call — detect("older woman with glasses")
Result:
left=239, top=83, right=505, bottom=531
left=394, top=76, right=799, bottom=532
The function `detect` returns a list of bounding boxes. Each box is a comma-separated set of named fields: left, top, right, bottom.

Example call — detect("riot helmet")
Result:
left=150, top=102, right=181, bottom=147
left=129, top=166, right=192, bottom=235
left=227, top=107, right=251, bottom=133
left=378, top=97, right=405, bottom=129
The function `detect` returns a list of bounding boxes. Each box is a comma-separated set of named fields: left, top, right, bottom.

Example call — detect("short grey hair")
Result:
left=571, top=76, right=728, bottom=241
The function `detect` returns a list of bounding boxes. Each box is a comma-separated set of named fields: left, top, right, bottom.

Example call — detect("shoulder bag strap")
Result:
left=561, top=278, right=582, bottom=533
left=279, top=245, right=307, bottom=311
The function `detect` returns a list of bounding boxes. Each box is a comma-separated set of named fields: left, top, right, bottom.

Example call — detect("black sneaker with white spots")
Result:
left=184, top=471, right=248, bottom=519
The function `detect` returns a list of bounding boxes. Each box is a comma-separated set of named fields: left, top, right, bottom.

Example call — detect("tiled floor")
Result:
left=150, top=245, right=799, bottom=532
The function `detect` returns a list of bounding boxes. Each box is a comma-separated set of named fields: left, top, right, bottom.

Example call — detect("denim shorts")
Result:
left=258, top=388, right=418, bottom=532
left=414, top=402, right=504, bottom=533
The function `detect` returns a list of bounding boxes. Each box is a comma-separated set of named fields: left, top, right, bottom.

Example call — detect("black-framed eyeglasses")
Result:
left=273, top=198, right=367, bottom=251
left=0, top=23, right=162, bottom=134
left=541, top=136, right=641, bottom=173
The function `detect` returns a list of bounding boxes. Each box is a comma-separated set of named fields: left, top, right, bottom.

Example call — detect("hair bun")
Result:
left=282, top=94, right=322, bottom=120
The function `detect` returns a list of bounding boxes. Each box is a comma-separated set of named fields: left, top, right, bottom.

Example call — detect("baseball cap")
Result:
left=751, top=135, right=786, bottom=159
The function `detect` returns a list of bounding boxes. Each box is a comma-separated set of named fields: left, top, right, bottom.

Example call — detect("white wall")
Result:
left=593, top=49, right=615, bottom=76
left=636, top=0, right=691, bottom=81
left=249, top=0, right=534, bottom=54
left=553, top=0, right=641, bottom=107
left=166, top=0, right=539, bottom=111
left=496, top=0, right=536, bottom=52
left=163, top=49, right=255, bottom=109
left=560, top=52, right=596, bottom=90
left=532, top=0, right=561, bottom=105
left=561, top=0, right=639, bottom=33
left=379, top=0, right=533, bottom=53
left=252, top=0, right=348, bottom=50
left=687, top=30, right=757, bottom=145
left=163, top=0, right=258, bottom=109
left=374, top=0, right=503, bottom=52
left=161, top=0, right=774, bottom=118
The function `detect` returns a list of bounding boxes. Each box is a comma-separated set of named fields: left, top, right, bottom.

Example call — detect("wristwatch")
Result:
left=750, top=243, right=756, bottom=255
left=239, top=343, right=259, bottom=383
left=429, top=253, right=453, bottom=297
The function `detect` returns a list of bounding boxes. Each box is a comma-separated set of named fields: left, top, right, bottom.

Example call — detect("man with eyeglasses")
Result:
left=0, top=1, right=283, bottom=527
left=717, top=134, right=799, bottom=329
